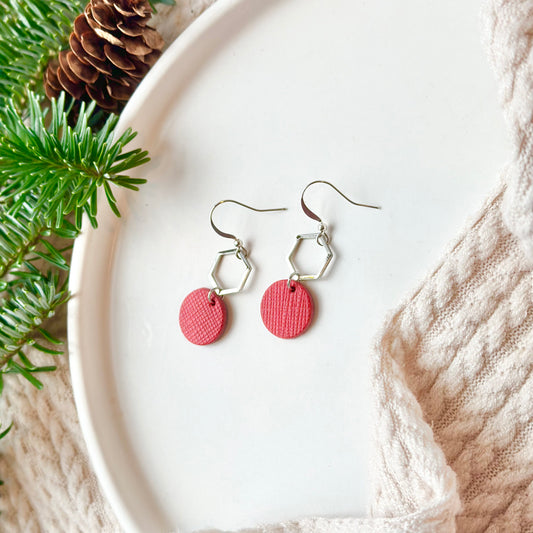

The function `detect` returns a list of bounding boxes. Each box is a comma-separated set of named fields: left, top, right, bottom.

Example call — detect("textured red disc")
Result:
left=179, top=288, right=227, bottom=345
left=260, top=280, right=314, bottom=339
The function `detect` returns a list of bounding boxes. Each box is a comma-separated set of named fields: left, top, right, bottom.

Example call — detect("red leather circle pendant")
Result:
left=179, top=288, right=227, bottom=345
left=260, top=279, right=314, bottom=339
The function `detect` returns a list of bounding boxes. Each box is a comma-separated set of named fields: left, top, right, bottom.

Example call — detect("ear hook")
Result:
left=210, top=199, right=287, bottom=241
left=301, top=180, right=380, bottom=224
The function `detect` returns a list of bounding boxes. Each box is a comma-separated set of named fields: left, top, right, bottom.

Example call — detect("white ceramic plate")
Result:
left=68, top=1, right=509, bottom=532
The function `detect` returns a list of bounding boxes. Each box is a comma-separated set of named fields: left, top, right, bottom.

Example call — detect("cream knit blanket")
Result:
left=1, top=0, right=533, bottom=531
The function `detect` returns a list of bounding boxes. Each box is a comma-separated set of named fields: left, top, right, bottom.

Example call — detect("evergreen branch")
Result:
left=0, top=274, right=68, bottom=389
left=0, top=198, right=76, bottom=284
left=0, top=0, right=85, bottom=108
left=0, top=92, right=149, bottom=229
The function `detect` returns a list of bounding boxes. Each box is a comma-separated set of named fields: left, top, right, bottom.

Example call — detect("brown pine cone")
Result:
left=44, top=0, right=164, bottom=113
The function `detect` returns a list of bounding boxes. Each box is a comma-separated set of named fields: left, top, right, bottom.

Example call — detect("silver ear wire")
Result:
left=300, top=180, right=380, bottom=225
left=210, top=199, right=287, bottom=243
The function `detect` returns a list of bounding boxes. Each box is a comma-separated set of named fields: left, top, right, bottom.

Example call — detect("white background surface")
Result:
left=69, top=1, right=510, bottom=532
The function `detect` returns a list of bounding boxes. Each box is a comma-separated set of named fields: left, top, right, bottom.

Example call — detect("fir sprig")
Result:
left=0, top=92, right=149, bottom=391
left=0, top=197, right=76, bottom=282
left=0, top=274, right=68, bottom=390
left=0, top=92, right=150, bottom=436
left=0, top=92, right=149, bottom=229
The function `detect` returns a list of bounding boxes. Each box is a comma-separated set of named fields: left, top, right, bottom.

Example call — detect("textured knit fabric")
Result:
left=1, top=0, right=533, bottom=532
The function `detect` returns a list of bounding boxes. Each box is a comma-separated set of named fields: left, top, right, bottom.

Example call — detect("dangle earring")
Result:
left=179, top=199, right=286, bottom=345
left=260, top=180, right=380, bottom=339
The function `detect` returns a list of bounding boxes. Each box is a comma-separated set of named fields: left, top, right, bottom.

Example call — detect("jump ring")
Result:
left=236, top=247, right=248, bottom=261
left=207, top=287, right=221, bottom=304
left=317, top=232, right=330, bottom=246
left=287, top=272, right=300, bottom=290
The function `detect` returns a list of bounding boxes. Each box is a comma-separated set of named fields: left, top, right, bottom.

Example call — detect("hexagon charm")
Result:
left=209, top=247, right=252, bottom=295
left=287, top=233, right=333, bottom=281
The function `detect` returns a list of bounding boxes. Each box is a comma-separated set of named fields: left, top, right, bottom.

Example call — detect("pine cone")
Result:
left=44, top=0, right=164, bottom=113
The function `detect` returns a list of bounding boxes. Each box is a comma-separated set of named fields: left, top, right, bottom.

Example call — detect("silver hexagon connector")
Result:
left=209, top=247, right=252, bottom=295
left=287, top=232, right=333, bottom=281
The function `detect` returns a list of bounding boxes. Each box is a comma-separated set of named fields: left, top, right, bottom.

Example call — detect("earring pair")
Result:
left=179, top=181, right=380, bottom=345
